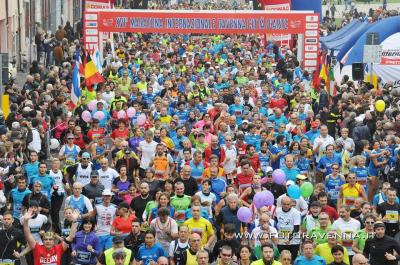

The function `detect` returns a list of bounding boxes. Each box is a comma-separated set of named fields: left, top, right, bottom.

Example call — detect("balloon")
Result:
left=137, top=113, right=147, bottom=126
left=117, top=110, right=127, bottom=119
left=375, top=100, right=385, bottom=112
left=237, top=207, right=252, bottom=223
left=272, top=169, right=286, bottom=185
left=300, top=182, right=314, bottom=198
left=81, top=110, right=92, bottom=122
left=127, top=107, right=136, bottom=118
left=253, top=191, right=275, bottom=208
left=88, top=100, right=97, bottom=111
left=49, top=139, right=60, bottom=150
left=94, top=111, right=105, bottom=120
left=287, top=185, right=301, bottom=199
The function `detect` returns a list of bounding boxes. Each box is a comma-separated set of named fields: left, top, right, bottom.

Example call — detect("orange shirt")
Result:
left=112, top=214, right=136, bottom=234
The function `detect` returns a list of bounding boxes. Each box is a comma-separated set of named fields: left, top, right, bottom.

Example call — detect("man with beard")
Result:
left=376, top=188, right=400, bottom=237
left=364, top=222, right=400, bottom=265
left=66, top=152, right=93, bottom=187
left=251, top=243, right=282, bottom=265
left=129, top=182, right=152, bottom=222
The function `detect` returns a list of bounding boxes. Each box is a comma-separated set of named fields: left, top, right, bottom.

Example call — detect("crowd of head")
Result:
left=1, top=1, right=400, bottom=265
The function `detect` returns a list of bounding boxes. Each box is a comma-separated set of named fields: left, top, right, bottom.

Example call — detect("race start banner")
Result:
left=84, top=9, right=320, bottom=71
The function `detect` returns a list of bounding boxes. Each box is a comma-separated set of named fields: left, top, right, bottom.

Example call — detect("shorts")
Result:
left=98, top=235, right=113, bottom=251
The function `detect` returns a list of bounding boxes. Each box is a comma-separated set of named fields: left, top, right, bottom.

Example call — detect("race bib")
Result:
left=95, top=197, right=103, bottom=205
left=344, top=196, right=355, bottom=206
left=76, top=251, right=91, bottom=263
left=0, top=259, right=15, bottom=265
left=176, top=210, right=186, bottom=223
left=386, top=210, right=399, bottom=223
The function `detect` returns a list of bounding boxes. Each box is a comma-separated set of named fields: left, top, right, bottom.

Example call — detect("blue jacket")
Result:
left=72, top=231, right=101, bottom=265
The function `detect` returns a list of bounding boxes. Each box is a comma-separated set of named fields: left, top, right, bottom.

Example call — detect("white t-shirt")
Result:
left=49, top=169, right=65, bottom=193
left=332, top=217, right=361, bottom=256
left=275, top=207, right=301, bottom=245
left=277, top=194, right=309, bottom=216
left=223, top=145, right=237, bottom=174
left=251, top=225, right=278, bottom=247
left=20, top=214, right=48, bottom=245
left=98, top=167, right=119, bottom=190
left=195, top=191, right=217, bottom=217
left=150, top=217, right=178, bottom=253
left=313, top=134, right=335, bottom=162
left=139, top=140, right=158, bottom=169
left=95, top=203, right=117, bottom=236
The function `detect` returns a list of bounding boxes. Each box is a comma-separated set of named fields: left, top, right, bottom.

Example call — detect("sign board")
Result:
left=363, top=45, right=382, bottom=64
left=96, top=10, right=312, bottom=34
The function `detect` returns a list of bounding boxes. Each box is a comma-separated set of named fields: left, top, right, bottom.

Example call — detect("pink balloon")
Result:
left=88, top=100, right=97, bottom=111
left=94, top=111, right=105, bottom=120
left=117, top=110, right=127, bottom=119
left=237, top=207, right=252, bottom=223
left=272, top=169, right=286, bottom=185
left=127, top=107, right=136, bottom=118
left=137, top=113, right=147, bottom=126
left=81, top=111, right=92, bottom=122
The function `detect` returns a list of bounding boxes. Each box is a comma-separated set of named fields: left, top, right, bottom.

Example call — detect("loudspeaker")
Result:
left=1, top=54, right=8, bottom=84
left=352, top=63, right=364, bottom=80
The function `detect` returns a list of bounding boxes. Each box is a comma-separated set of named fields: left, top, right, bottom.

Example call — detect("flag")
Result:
left=94, top=49, right=103, bottom=74
left=328, top=66, right=336, bottom=96
left=84, top=51, right=106, bottom=91
left=71, top=52, right=81, bottom=108
left=319, top=62, right=328, bottom=83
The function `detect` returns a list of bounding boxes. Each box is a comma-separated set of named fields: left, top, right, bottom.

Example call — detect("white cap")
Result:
left=102, top=189, right=114, bottom=196
left=286, top=180, right=295, bottom=186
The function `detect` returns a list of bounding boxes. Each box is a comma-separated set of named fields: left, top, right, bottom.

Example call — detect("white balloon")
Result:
left=50, top=138, right=60, bottom=150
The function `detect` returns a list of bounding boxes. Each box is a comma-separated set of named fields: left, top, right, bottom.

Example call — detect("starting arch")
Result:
left=83, top=9, right=319, bottom=72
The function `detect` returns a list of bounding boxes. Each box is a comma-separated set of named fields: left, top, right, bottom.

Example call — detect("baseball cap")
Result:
left=82, top=152, right=91, bottom=159
left=102, top=189, right=114, bottom=196
left=112, top=236, right=125, bottom=244
left=242, top=120, right=249, bottom=124
left=29, top=200, right=40, bottom=207
left=266, top=122, right=274, bottom=128
left=266, top=167, right=273, bottom=175
left=90, top=170, right=99, bottom=177
left=296, top=174, right=307, bottom=180
left=67, top=134, right=74, bottom=139
left=374, top=222, right=386, bottom=230
left=311, top=121, right=320, bottom=128
left=286, top=180, right=295, bottom=186
left=310, top=201, right=322, bottom=208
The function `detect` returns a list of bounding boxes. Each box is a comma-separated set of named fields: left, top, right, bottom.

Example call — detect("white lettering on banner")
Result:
left=86, top=1, right=111, bottom=9
left=306, top=23, right=318, bottom=29
left=264, top=3, right=291, bottom=11
left=85, top=13, right=98, bottom=20
left=305, top=67, right=317, bottom=72
left=306, top=16, right=319, bottom=22
left=304, top=60, right=317, bottom=66
left=305, top=30, right=318, bottom=37
left=305, top=53, right=318, bottom=59
left=86, top=29, right=98, bottom=35
left=305, top=45, right=318, bottom=52
left=86, top=22, right=98, bottom=28
left=305, top=38, right=318, bottom=44
left=86, top=36, right=99, bottom=43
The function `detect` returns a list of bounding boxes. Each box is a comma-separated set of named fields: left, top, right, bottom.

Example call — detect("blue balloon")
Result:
left=287, top=185, right=301, bottom=199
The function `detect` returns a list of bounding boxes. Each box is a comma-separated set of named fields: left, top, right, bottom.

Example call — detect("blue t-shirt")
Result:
left=10, top=188, right=31, bottom=218
left=136, top=243, right=166, bottom=265
left=30, top=174, right=55, bottom=201
left=281, top=166, right=300, bottom=181
left=293, top=255, right=326, bottom=265
left=325, top=175, right=345, bottom=203
left=350, top=166, right=369, bottom=192
left=210, top=177, right=227, bottom=203
left=24, top=162, right=39, bottom=183
left=317, top=155, right=341, bottom=177
left=270, top=144, right=288, bottom=170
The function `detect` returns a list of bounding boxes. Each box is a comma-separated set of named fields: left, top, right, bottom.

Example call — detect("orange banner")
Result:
left=96, top=10, right=313, bottom=34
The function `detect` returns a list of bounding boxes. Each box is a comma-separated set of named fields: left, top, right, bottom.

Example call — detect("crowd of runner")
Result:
left=1, top=2, right=400, bottom=265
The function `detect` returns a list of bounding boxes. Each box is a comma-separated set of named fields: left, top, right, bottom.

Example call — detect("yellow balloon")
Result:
left=375, top=100, right=385, bottom=112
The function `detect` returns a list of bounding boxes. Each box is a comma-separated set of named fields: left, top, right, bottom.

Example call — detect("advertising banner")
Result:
left=96, top=10, right=310, bottom=34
